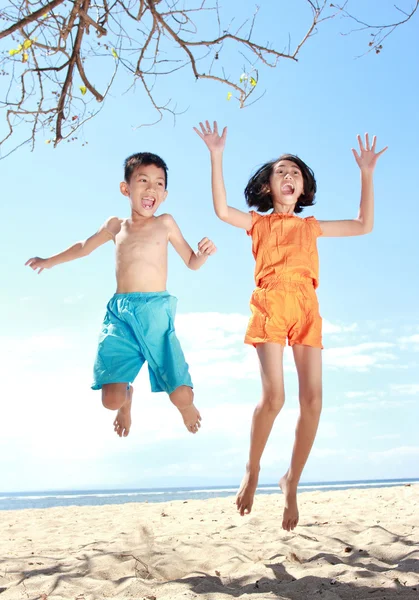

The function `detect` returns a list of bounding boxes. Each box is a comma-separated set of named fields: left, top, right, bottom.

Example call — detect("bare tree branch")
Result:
left=0, top=0, right=417, bottom=158
left=334, top=0, right=419, bottom=54
left=0, top=0, right=66, bottom=40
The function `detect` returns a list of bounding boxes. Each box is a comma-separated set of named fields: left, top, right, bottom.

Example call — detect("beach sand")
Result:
left=1, top=485, right=418, bottom=599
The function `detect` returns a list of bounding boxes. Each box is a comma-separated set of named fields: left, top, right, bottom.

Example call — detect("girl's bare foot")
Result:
left=178, top=404, right=202, bottom=434
left=113, top=385, right=133, bottom=437
left=279, top=473, right=299, bottom=531
left=236, top=466, right=260, bottom=516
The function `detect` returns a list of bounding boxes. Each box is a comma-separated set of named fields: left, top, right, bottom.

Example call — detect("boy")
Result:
left=26, top=152, right=216, bottom=437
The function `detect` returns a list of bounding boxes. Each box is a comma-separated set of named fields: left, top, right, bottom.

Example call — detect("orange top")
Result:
left=247, top=211, right=323, bottom=289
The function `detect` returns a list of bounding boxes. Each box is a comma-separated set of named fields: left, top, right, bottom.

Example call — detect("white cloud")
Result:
left=399, top=334, right=419, bottom=344
left=4, top=312, right=418, bottom=489
left=64, top=293, right=85, bottom=304
left=311, top=447, right=343, bottom=458
left=324, top=342, right=396, bottom=370
left=369, top=446, right=419, bottom=460
left=176, top=312, right=248, bottom=348
left=323, top=320, right=358, bottom=334
left=341, top=399, right=414, bottom=412
left=345, top=391, right=377, bottom=398
left=391, top=384, right=419, bottom=396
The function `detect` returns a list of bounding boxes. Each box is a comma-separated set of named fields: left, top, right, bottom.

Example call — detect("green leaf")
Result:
left=227, top=92, right=232, bottom=101
left=79, top=86, right=87, bottom=96
left=250, top=77, right=257, bottom=87
left=111, top=48, right=118, bottom=59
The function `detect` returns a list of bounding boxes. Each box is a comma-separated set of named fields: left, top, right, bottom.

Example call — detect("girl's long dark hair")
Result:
left=244, top=154, right=316, bottom=214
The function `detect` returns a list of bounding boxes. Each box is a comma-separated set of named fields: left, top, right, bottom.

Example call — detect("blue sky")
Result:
left=1, top=1, right=418, bottom=491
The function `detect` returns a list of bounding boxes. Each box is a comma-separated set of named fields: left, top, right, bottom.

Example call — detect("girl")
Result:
left=194, top=121, right=387, bottom=531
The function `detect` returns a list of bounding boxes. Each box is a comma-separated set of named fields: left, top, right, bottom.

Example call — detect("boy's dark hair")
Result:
left=244, top=154, right=316, bottom=214
left=124, top=152, right=168, bottom=188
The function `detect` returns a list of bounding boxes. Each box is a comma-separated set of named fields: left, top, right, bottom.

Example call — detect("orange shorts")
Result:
left=244, top=279, right=323, bottom=348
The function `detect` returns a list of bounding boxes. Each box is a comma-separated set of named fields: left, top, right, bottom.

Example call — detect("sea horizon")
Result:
left=1, top=477, right=417, bottom=511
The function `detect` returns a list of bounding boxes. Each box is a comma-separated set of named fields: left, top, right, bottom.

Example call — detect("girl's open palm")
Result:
left=194, top=121, right=227, bottom=152
left=352, top=134, right=388, bottom=172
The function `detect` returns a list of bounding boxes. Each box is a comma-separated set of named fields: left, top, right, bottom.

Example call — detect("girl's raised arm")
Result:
left=319, top=134, right=388, bottom=237
left=194, top=121, right=252, bottom=231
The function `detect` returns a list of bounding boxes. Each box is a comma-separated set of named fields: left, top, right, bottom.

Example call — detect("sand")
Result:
left=1, top=485, right=418, bottom=599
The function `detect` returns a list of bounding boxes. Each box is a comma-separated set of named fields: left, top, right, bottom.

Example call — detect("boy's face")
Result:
left=269, top=159, right=304, bottom=209
left=120, top=163, right=168, bottom=216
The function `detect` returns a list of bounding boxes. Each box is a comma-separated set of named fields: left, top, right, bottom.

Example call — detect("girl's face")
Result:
left=269, top=160, right=304, bottom=210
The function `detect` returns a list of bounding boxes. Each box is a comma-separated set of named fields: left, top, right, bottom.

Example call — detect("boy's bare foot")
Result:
left=279, top=473, right=299, bottom=531
left=170, top=386, right=201, bottom=433
left=178, top=404, right=202, bottom=434
left=113, top=385, right=133, bottom=438
left=236, top=466, right=260, bottom=516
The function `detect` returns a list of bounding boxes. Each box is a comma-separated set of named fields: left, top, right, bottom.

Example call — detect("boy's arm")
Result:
left=319, top=134, right=387, bottom=238
left=26, top=216, right=121, bottom=274
left=194, top=121, right=252, bottom=231
left=163, top=214, right=216, bottom=271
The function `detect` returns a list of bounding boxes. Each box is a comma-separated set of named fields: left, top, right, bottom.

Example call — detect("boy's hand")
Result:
left=197, top=237, right=217, bottom=256
left=352, top=133, right=388, bottom=173
left=193, top=121, right=227, bottom=153
left=25, top=256, right=52, bottom=274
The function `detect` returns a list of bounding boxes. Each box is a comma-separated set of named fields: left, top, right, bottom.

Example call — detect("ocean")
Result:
left=1, top=478, right=417, bottom=511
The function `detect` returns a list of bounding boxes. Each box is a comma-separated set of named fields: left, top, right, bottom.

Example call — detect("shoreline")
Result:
left=2, top=478, right=418, bottom=512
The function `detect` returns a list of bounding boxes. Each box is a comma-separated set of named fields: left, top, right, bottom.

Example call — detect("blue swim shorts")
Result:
left=92, top=292, right=192, bottom=394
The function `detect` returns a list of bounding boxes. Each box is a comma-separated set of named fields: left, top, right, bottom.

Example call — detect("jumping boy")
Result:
left=26, top=152, right=216, bottom=437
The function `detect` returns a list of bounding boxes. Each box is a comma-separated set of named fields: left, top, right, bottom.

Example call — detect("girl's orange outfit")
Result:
left=245, top=211, right=323, bottom=348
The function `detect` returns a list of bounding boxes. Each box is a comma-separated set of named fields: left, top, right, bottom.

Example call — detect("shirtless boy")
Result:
left=26, top=152, right=216, bottom=437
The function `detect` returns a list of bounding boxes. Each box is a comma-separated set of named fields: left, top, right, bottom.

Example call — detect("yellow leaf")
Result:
left=22, top=52, right=29, bottom=63
left=227, top=92, right=232, bottom=101
left=239, top=73, right=248, bottom=83
left=250, top=77, right=257, bottom=87
left=111, top=48, right=118, bottom=59
left=45, top=139, right=51, bottom=144
left=42, top=13, right=49, bottom=19
left=9, top=44, right=23, bottom=56
left=23, top=39, right=32, bottom=50
left=79, top=86, right=87, bottom=96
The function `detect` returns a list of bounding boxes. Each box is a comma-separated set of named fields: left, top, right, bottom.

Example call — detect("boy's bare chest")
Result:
left=116, top=222, right=168, bottom=255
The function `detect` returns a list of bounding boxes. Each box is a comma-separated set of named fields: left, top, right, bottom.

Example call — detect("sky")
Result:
left=1, top=0, right=418, bottom=492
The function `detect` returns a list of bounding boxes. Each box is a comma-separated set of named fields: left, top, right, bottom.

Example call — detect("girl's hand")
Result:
left=25, top=256, right=52, bottom=274
left=193, top=121, right=227, bottom=153
left=352, top=133, right=388, bottom=172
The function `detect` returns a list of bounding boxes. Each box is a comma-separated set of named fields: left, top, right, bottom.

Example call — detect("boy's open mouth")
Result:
left=281, top=183, right=295, bottom=196
left=141, top=196, right=156, bottom=210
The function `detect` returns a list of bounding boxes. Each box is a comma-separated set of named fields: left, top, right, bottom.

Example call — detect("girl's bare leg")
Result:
left=102, top=383, right=133, bottom=437
left=236, top=343, right=285, bottom=516
left=280, top=345, right=322, bottom=531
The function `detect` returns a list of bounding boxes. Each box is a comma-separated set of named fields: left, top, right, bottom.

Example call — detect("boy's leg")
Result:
left=169, top=385, right=201, bottom=434
left=136, top=294, right=199, bottom=434
left=280, top=345, right=322, bottom=531
left=102, top=383, right=134, bottom=438
left=236, top=342, right=285, bottom=516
